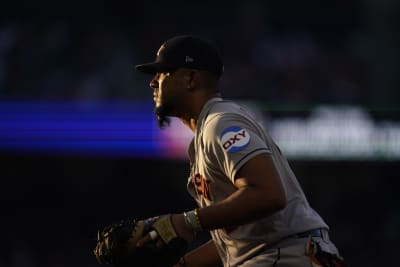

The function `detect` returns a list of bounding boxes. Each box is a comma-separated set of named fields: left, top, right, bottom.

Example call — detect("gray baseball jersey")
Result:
left=187, top=97, right=329, bottom=267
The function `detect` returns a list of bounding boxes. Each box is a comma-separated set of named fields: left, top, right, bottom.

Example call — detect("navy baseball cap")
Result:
left=135, top=35, right=224, bottom=76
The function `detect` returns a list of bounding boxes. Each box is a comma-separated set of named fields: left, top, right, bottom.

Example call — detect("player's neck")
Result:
left=178, top=118, right=197, bottom=132
left=179, top=92, right=220, bottom=132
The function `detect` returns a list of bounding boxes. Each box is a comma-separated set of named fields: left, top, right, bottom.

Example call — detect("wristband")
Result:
left=183, top=208, right=203, bottom=233
left=193, top=208, right=203, bottom=231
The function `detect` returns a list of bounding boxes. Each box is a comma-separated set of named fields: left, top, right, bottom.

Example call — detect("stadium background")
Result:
left=1, top=1, right=399, bottom=266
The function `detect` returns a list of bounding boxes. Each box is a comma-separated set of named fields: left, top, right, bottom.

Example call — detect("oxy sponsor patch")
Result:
left=220, top=126, right=250, bottom=153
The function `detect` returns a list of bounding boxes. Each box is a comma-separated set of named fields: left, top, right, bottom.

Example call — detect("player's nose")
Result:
left=149, top=78, right=158, bottom=90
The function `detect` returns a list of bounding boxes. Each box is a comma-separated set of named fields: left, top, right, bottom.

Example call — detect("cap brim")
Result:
left=135, top=62, right=176, bottom=75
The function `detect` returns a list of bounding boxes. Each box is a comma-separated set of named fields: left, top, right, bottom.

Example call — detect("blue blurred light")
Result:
left=0, top=100, right=164, bottom=158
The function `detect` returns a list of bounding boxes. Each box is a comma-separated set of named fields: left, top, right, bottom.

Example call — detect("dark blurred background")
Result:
left=1, top=0, right=399, bottom=266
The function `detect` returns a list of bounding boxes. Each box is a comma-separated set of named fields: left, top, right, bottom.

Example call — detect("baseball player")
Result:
left=135, top=35, right=345, bottom=267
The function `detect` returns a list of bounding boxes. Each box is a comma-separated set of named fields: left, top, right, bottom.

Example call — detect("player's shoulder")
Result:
left=209, top=99, right=242, bottom=113
left=205, top=100, right=253, bottom=123
left=203, top=100, right=256, bottom=135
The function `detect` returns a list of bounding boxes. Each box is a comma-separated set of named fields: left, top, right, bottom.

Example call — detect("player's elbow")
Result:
left=254, top=194, right=286, bottom=219
left=268, top=193, right=286, bottom=213
left=276, top=195, right=287, bottom=211
left=266, top=177, right=287, bottom=212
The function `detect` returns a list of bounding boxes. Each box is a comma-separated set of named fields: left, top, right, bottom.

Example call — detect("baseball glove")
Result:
left=93, top=216, right=188, bottom=267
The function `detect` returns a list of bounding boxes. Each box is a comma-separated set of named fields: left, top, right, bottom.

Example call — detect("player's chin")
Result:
left=154, top=103, right=169, bottom=117
left=154, top=98, right=161, bottom=107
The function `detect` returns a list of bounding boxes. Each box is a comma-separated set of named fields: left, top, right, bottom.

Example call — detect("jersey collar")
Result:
left=195, top=97, right=223, bottom=133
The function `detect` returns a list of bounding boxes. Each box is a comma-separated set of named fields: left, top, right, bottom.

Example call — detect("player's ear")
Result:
left=184, top=70, right=197, bottom=90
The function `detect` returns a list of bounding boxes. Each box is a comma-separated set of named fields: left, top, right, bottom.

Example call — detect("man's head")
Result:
left=135, top=35, right=224, bottom=128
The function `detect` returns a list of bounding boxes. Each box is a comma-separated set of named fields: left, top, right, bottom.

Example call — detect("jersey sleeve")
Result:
left=203, top=113, right=272, bottom=183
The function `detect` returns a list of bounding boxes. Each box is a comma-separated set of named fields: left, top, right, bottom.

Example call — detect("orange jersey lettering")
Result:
left=193, top=173, right=212, bottom=201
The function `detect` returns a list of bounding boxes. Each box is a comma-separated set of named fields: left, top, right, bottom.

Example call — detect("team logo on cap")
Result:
left=220, top=126, right=250, bottom=153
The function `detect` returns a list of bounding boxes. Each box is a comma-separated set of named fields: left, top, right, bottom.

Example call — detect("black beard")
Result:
left=157, top=114, right=171, bottom=129
left=154, top=106, right=171, bottom=129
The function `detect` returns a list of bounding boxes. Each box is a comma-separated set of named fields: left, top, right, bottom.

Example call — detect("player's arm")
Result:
left=173, top=152, right=286, bottom=234
left=174, top=239, right=221, bottom=267
left=200, top=152, right=285, bottom=230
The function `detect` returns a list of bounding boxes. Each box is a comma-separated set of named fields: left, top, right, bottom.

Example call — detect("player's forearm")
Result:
left=174, top=185, right=284, bottom=240
left=179, top=239, right=222, bottom=267
left=197, top=185, right=285, bottom=231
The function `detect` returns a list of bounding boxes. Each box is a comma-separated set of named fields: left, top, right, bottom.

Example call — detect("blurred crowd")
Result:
left=0, top=0, right=398, bottom=106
